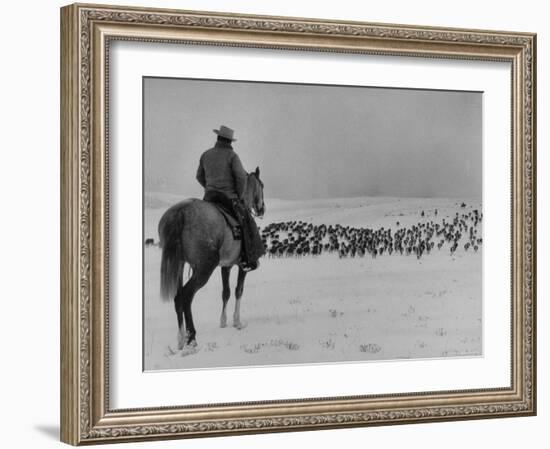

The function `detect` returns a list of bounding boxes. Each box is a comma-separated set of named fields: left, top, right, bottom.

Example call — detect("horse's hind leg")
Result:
left=220, top=267, right=231, bottom=328
left=233, top=267, right=247, bottom=329
left=179, top=263, right=217, bottom=346
left=173, top=282, right=186, bottom=350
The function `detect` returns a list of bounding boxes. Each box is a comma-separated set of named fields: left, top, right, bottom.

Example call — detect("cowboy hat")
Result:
left=213, top=125, right=237, bottom=141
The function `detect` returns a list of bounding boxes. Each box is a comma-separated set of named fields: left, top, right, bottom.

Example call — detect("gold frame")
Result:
left=60, top=2, right=537, bottom=445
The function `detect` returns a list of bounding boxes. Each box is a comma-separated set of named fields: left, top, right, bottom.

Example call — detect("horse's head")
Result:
left=246, top=167, right=265, bottom=218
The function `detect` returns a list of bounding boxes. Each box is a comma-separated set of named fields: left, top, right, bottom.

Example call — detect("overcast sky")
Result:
left=144, top=77, right=482, bottom=200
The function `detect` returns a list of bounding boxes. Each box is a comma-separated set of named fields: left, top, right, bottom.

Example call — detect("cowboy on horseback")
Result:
left=158, top=126, right=265, bottom=348
left=196, top=125, right=265, bottom=272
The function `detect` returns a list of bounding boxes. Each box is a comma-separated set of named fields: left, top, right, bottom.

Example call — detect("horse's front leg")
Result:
left=220, top=267, right=231, bottom=328
left=233, top=267, right=247, bottom=329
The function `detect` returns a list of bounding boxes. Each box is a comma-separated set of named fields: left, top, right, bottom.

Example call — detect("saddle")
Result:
left=212, top=204, right=242, bottom=240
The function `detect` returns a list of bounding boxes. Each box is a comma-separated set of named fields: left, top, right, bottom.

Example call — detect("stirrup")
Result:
left=240, top=260, right=259, bottom=272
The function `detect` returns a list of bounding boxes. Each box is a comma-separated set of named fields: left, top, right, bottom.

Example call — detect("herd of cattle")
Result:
left=261, top=206, right=483, bottom=260
left=145, top=204, right=484, bottom=260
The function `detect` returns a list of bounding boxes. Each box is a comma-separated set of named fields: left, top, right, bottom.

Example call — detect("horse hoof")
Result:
left=180, top=343, right=199, bottom=357
left=220, top=320, right=227, bottom=328
left=177, top=334, right=186, bottom=350
left=233, top=321, right=247, bottom=330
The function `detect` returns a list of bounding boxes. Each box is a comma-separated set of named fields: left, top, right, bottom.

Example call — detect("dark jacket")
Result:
left=196, top=141, right=248, bottom=199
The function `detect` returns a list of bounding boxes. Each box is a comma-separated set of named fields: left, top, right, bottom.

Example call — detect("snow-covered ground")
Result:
left=143, top=195, right=482, bottom=371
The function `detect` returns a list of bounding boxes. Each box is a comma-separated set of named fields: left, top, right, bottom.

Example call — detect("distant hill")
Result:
left=144, top=191, right=193, bottom=209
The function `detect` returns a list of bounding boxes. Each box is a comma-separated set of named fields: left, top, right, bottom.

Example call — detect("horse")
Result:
left=158, top=167, right=265, bottom=351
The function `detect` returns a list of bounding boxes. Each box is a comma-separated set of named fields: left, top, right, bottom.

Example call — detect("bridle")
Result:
left=247, top=173, right=264, bottom=219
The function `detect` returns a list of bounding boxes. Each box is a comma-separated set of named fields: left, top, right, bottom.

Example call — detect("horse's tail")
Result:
left=158, top=203, right=186, bottom=302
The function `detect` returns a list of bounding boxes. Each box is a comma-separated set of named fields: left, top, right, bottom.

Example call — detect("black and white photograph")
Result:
left=143, top=77, right=483, bottom=371
left=2, top=0, right=544, bottom=445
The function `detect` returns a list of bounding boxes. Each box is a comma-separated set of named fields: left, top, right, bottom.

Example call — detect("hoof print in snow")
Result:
left=164, top=345, right=178, bottom=357
left=269, top=339, right=300, bottom=351
left=241, top=339, right=300, bottom=354
left=205, top=342, right=218, bottom=352
left=319, top=339, right=336, bottom=350
left=241, top=343, right=263, bottom=354
left=359, top=343, right=382, bottom=354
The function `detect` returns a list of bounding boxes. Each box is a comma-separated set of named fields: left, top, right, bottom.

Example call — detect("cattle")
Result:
left=259, top=207, right=483, bottom=260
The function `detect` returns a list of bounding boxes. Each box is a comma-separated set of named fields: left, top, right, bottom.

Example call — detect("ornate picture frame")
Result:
left=60, top=3, right=536, bottom=445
